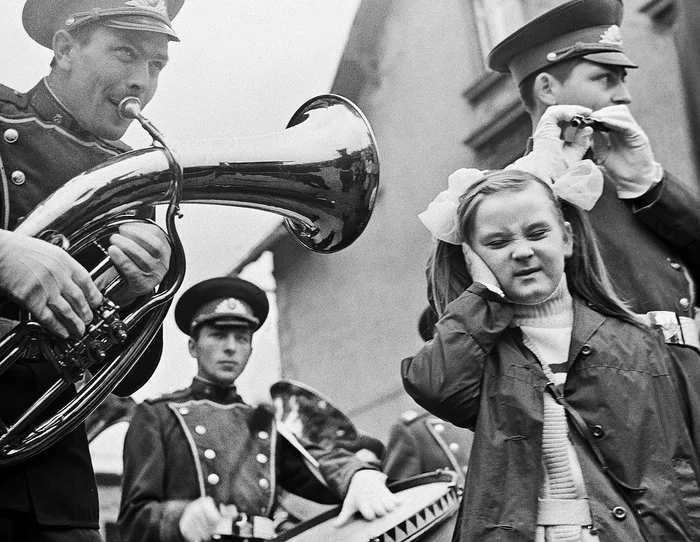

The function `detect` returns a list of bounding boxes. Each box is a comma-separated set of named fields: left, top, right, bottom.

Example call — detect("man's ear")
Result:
left=52, top=30, right=78, bottom=70
left=187, top=337, right=197, bottom=358
left=532, top=72, right=559, bottom=107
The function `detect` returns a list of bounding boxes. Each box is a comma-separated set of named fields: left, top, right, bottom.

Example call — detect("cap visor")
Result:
left=102, top=16, right=179, bottom=41
left=208, top=316, right=259, bottom=328
left=583, top=50, right=637, bottom=68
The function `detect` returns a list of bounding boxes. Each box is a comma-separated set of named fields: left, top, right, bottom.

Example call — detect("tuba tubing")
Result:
left=16, top=94, right=379, bottom=253
left=0, top=94, right=379, bottom=465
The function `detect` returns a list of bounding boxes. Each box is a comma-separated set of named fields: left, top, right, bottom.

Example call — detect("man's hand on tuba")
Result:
left=0, top=230, right=103, bottom=338
left=100, top=222, right=172, bottom=307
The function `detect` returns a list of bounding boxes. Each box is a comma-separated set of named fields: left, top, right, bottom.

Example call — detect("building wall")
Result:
left=274, top=0, right=477, bottom=440
left=272, top=0, right=699, bottom=443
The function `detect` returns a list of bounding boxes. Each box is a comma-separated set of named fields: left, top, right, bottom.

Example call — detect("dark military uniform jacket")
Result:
left=383, top=408, right=473, bottom=485
left=588, top=169, right=700, bottom=315
left=0, top=79, right=162, bottom=527
left=118, top=378, right=377, bottom=542
left=522, top=138, right=700, bottom=317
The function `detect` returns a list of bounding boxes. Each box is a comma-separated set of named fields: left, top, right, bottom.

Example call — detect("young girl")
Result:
left=402, top=168, right=700, bottom=541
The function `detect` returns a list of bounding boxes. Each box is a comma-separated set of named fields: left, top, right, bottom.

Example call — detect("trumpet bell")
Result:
left=271, top=379, right=358, bottom=449
left=282, top=94, right=380, bottom=252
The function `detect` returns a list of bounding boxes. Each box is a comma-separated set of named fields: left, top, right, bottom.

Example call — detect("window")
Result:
left=471, top=1, right=565, bottom=66
left=472, top=0, right=527, bottom=64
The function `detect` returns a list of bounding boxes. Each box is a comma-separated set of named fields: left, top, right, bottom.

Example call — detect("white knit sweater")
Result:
left=512, top=276, right=594, bottom=542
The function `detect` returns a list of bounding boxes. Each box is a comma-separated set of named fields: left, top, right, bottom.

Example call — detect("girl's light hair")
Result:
left=427, top=169, right=642, bottom=325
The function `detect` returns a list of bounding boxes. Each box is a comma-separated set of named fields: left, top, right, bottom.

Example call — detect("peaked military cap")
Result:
left=23, top=0, right=185, bottom=49
left=488, top=0, right=637, bottom=85
left=175, top=277, right=269, bottom=336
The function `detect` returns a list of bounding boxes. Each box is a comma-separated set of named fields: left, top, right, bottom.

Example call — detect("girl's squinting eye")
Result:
left=528, top=229, right=549, bottom=240
left=485, top=239, right=508, bottom=248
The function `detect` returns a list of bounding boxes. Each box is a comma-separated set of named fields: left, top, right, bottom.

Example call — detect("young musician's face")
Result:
left=190, top=324, right=253, bottom=386
left=469, top=183, right=573, bottom=304
left=58, top=26, right=169, bottom=140
left=553, top=60, right=631, bottom=112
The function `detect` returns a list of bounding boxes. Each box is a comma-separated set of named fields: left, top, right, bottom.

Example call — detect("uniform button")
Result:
left=669, top=259, right=682, bottom=270
left=434, top=424, right=445, bottom=433
left=680, top=298, right=690, bottom=310
left=204, top=449, right=216, bottom=460
left=3, top=129, right=18, bottom=143
left=591, top=425, right=605, bottom=438
left=195, top=425, right=206, bottom=435
left=11, top=170, right=25, bottom=185
left=65, top=16, right=76, bottom=26
left=179, top=407, right=189, bottom=415
left=581, top=344, right=592, bottom=355
left=256, top=453, right=268, bottom=464
left=611, top=506, right=627, bottom=520
left=207, top=473, right=220, bottom=485
left=259, top=478, right=270, bottom=490
left=258, top=431, right=269, bottom=440
left=260, top=507, right=267, bottom=515
left=449, top=442, right=460, bottom=452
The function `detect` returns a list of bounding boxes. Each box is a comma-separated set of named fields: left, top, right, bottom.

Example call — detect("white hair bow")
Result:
left=418, top=157, right=603, bottom=245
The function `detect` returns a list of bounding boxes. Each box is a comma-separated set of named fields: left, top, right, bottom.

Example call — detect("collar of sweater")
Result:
left=512, top=274, right=574, bottom=329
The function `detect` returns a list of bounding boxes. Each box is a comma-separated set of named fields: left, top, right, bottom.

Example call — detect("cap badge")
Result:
left=599, top=25, right=623, bottom=47
left=124, top=0, right=168, bottom=14
left=215, top=298, right=241, bottom=314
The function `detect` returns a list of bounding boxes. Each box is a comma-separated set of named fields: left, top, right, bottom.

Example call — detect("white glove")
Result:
left=333, top=470, right=399, bottom=527
left=534, top=105, right=595, bottom=165
left=508, top=105, right=594, bottom=181
left=591, top=104, right=663, bottom=198
left=179, top=497, right=226, bottom=542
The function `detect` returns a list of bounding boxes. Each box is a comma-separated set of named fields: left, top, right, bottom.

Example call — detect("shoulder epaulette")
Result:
left=0, top=84, right=29, bottom=109
left=400, top=409, right=426, bottom=425
left=143, top=387, right=191, bottom=404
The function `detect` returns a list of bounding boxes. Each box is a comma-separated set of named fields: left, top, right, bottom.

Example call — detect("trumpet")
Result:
left=570, top=115, right=609, bottom=132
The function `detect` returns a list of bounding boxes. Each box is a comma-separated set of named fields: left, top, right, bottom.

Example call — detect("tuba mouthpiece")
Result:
left=118, top=97, right=143, bottom=120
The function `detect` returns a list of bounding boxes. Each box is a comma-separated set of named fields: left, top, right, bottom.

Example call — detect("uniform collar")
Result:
left=30, top=78, right=99, bottom=140
left=190, top=376, right=244, bottom=404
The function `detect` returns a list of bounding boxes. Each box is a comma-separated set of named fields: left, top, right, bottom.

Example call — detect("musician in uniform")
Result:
left=0, top=1, right=178, bottom=539
left=485, top=0, right=700, bottom=329
left=481, top=0, right=700, bottom=448
left=383, top=308, right=473, bottom=484
left=118, top=277, right=399, bottom=542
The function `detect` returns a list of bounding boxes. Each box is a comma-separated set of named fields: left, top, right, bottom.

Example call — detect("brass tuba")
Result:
left=0, top=94, right=379, bottom=465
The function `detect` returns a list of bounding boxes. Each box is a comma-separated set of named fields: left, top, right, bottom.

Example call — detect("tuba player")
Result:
left=0, top=1, right=177, bottom=539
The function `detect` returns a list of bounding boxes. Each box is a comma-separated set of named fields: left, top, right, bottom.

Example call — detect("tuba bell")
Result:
left=0, top=94, right=379, bottom=465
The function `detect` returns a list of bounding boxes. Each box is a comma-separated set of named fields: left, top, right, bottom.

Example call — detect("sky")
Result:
left=0, top=0, right=362, bottom=406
